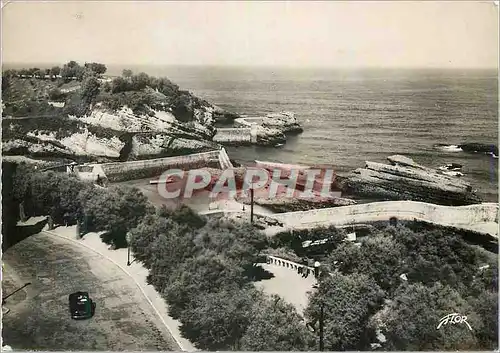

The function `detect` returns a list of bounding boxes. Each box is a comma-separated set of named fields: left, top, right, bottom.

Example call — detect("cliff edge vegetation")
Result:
left=2, top=62, right=235, bottom=162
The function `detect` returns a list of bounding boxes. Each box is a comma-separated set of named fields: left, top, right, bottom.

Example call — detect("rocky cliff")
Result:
left=339, top=155, right=482, bottom=206
left=2, top=69, right=301, bottom=162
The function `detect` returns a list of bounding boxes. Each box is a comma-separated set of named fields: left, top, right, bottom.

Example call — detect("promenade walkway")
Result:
left=255, top=257, right=316, bottom=316
left=41, top=224, right=196, bottom=352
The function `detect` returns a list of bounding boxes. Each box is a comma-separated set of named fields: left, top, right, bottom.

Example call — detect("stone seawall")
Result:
left=203, top=201, right=498, bottom=238
left=270, top=201, right=499, bottom=236
left=77, top=150, right=231, bottom=183
left=213, top=128, right=253, bottom=144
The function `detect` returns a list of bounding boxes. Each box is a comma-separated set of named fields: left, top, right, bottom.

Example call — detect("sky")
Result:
left=2, top=1, right=499, bottom=68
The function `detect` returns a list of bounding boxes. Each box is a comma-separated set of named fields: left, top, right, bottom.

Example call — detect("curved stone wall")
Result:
left=270, top=201, right=498, bottom=237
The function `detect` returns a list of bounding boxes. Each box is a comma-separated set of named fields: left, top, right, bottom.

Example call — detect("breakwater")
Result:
left=73, top=148, right=234, bottom=183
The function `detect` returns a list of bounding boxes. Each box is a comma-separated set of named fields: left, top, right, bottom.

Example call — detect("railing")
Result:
left=266, top=255, right=314, bottom=272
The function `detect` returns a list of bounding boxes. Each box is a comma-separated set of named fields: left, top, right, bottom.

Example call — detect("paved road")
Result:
left=2, top=231, right=179, bottom=351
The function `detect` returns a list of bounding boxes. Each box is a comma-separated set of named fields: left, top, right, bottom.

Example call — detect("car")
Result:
left=68, top=291, right=95, bottom=320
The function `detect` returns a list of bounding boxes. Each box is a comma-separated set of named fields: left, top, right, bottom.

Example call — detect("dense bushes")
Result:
left=8, top=164, right=153, bottom=248
left=128, top=211, right=315, bottom=351
left=6, top=160, right=496, bottom=351
left=313, top=224, right=499, bottom=350
left=3, top=61, right=106, bottom=81
left=3, top=62, right=212, bottom=125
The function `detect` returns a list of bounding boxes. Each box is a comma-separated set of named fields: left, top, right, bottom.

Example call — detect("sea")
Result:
left=8, top=63, right=498, bottom=201
left=107, top=65, right=498, bottom=202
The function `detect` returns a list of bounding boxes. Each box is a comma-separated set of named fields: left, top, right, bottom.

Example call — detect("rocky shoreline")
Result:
left=338, top=155, right=482, bottom=206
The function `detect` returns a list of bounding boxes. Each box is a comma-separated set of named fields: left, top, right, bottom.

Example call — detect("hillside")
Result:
left=1, top=62, right=235, bottom=163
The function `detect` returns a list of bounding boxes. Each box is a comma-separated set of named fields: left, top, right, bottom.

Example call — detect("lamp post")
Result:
left=314, top=261, right=321, bottom=279
left=319, top=302, right=325, bottom=351
left=250, top=187, right=254, bottom=224
left=308, top=279, right=325, bottom=351
left=126, top=232, right=131, bottom=266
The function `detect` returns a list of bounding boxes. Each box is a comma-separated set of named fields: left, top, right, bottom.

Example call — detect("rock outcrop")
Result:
left=459, top=142, right=498, bottom=156
left=254, top=125, right=287, bottom=145
left=262, top=112, right=303, bottom=134
left=339, top=155, right=482, bottom=206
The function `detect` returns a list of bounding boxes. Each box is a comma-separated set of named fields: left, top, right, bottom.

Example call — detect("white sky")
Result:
left=2, top=1, right=498, bottom=68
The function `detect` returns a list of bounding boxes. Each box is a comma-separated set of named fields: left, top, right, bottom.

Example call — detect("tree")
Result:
left=379, top=282, right=483, bottom=350
left=128, top=209, right=198, bottom=270
left=179, top=288, right=262, bottom=350
left=131, top=72, right=150, bottom=90
left=394, top=226, right=485, bottom=293
left=81, top=186, right=154, bottom=247
left=167, top=204, right=206, bottom=229
left=84, top=62, right=107, bottom=75
left=122, top=69, right=133, bottom=78
left=2, top=162, right=20, bottom=249
left=50, top=66, right=61, bottom=76
left=328, top=234, right=405, bottom=292
left=33, top=69, right=44, bottom=78
left=61, top=60, right=85, bottom=80
left=111, top=77, right=130, bottom=93
left=240, top=294, right=316, bottom=351
left=193, top=219, right=268, bottom=273
left=173, top=93, right=194, bottom=122
left=146, top=228, right=199, bottom=291
left=162, top=251, right=248, bottom=318
left=48, top=88, right=66, bottom=101
left=305, top=272, right=385, bottom=351
left=81, top=76, right=101, bottom=104
left=469, top=290, right=498, bottom=349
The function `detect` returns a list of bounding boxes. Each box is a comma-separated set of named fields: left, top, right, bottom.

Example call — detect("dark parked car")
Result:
left=68, top=291, right=95, bottom=320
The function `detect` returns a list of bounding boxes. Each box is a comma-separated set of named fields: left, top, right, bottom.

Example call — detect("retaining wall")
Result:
left=78, top=150, right=224, bottom=183
left=202, top=201, right=498, bottom=238
left=271, top=201, right=499, bottom=235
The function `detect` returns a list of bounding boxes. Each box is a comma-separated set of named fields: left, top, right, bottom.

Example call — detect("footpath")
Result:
left=42, top=224, right=197, bottom=352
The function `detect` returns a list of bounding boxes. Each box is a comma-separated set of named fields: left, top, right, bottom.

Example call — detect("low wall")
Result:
left=218, top=147, right=234, bottom=169
left=82, top=150, right=222, bottom=183
left=271, top=201, right=499, bottom=236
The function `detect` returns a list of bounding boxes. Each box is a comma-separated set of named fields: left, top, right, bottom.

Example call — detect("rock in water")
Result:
left=458, top=143, right=498, bottom=156
left=262, top=112, right=304, bottom=134
left=340, top=155, right=482, bottom=205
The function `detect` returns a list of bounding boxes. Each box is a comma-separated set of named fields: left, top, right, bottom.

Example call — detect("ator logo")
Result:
left=155, top=167, right=342, bottom=200
left=437, top=313, right=472, bottom=331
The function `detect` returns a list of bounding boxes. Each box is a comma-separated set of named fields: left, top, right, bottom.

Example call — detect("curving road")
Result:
left=2, top=230, right=179, bottom=351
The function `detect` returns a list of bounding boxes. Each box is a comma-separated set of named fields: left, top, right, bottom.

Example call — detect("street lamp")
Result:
left=250, top=187, right=254, bottom=224
left=314, top=261, right=321, bottom=279
left=307, top=278, right=325, bottom=351
left=126, top=232, right=131, bottom=266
